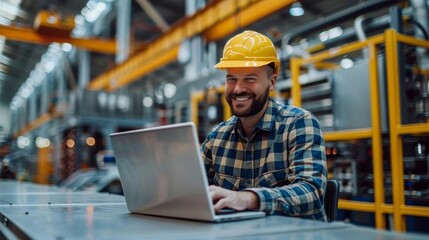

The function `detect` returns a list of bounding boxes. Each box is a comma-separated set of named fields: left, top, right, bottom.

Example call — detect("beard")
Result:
left=226, top=87, right=270, bottom=118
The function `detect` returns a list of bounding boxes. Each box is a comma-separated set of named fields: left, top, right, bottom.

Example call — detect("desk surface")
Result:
left=0, top=181, right=427, bottom=240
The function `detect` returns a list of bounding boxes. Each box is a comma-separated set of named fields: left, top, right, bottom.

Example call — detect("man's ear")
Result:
left=269, top=74, right=277, bottom=91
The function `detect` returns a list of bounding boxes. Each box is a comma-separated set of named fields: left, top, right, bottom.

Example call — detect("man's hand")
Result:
left=209, top=185, right=259, bottom=212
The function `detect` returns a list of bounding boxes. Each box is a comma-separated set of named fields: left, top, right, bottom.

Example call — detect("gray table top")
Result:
left=0, top=181, right=427, bottom=240
left=0, top=205, right=349, bottom=240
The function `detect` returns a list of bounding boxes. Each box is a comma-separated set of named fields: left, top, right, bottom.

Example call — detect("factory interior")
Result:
left=1, top=0, right=429, bottom=239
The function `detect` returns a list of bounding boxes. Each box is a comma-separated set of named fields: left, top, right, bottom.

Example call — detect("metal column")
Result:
left=184, top=0, right=206, bottom=82
left=116, top=0, right=131, bottom=63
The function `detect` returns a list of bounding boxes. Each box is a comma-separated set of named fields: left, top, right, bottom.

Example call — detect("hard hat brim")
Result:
left=214, top=60, right=274, bottom=69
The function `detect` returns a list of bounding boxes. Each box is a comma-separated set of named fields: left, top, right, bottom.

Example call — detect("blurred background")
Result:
left=0, top=0, right=429, bottom=233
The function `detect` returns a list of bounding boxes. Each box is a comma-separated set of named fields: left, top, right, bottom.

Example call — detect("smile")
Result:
left=234, top=96, right=251, bottom=101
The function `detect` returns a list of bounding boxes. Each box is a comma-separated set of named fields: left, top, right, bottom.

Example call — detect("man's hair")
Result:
left=266, top=62, right=276, bottom=77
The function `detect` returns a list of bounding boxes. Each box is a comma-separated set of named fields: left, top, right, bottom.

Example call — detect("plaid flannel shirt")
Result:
left=201, top=98, right=327, bottom=221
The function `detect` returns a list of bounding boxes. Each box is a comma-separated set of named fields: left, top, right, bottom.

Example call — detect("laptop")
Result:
left=110, top=122, right=266, bottom=222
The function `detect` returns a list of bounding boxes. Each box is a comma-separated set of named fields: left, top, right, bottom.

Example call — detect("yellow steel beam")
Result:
left=385, top=29, right=406, bottom=232
left=0, top=24, right=116, bottom=54
left=323, top=129, right=372, bottom=141
left=191, top=91, right=204, bottom=126
left=339, top=200, right=395, bottom=214
left=397, top=122, right=429, bottom=135
left=397, top=32, right=429, bottom=48
left=203, top=0, right=297, bottom=41
left=381, top=204, right=394, bottom=214
left=368, top=42, right=385, bottom=229
left=301, top=34, right=385, bottom=66
left=88, top=0, right=295, bottom=91
left=222, top=93, right=232, bottom=121
left=401, top=205, right=429, bottom=217
left=338, top=199, right=375, bottom=212
left=290, top=57, right=302, bottom=107
left=105, top=46, right=179, bottom=91
left=313, top=61, right=339, bottom=70
left=306, top=43, right=326, bottom=54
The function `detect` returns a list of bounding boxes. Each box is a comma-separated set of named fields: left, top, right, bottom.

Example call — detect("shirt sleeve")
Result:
left=201, top=132, right=215, bottom=185
left=246, top=111, right=328, bottom=220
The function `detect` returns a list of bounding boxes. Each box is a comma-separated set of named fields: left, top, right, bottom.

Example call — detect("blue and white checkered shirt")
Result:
left=201, top=98, right=327, bottom=221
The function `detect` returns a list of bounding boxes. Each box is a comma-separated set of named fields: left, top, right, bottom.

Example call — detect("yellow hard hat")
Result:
left=214, top=30, right=280, bottom=74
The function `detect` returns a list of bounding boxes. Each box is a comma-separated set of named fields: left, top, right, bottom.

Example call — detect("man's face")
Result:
left=225, top=66, right=276, bottom=118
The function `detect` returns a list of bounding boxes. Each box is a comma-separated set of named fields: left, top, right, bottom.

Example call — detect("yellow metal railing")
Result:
left=385, top=29, right=429, bottom=232
left=291, top=29, right=429, bottom=232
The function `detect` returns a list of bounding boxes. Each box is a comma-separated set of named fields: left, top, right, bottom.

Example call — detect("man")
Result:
left=201, top=30, right=328, bottom=221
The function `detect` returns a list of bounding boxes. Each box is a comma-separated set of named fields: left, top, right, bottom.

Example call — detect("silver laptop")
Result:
left=110, top=122, right=266, bottom=222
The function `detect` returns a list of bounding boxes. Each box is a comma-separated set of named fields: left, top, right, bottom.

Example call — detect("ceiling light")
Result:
left=164, top=83, right=177, bottom=99
left=36, top=137, right=50, bottom=148
left=17, top=136, right=30, bottom=149
left=97, top=92, right=108, bottom=108
left=61, top=43, right=73, bottom=52
left=75, top=14, right=85, bottom=25
left=117, top=95, right=130, bottom=111
left=83, top=2, right=107, bottom=23
left=289, top=2, right=304, bottom=17
left=143, top=96, right=153, bottom=108
left=340, top=58, right=354, bottom=69
left=66, top=139, right=75, bottom=148
left=86, top=137, right=96, bottom=147
left=328, top=26, right=343, bottom=39
left=319, top=26, right=343, bottom=42
left=19, top=84, right=34, bottom=98
left=43, top=61, right=56, bottom=73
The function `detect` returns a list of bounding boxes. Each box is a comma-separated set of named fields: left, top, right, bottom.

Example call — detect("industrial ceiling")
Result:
left=0, top=0, right=186, bottom=106
left=0, top=0, right=388, bottom=107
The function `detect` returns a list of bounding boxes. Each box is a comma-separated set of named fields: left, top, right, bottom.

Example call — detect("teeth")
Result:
left=235, top=97, right=250, bottom=101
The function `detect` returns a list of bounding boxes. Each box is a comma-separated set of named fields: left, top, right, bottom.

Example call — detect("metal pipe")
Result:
left=282, top=0, right=399, bottom=45
left=305, top=15, right=390, bottom=54
left=354, top=15, right=367, bottom=42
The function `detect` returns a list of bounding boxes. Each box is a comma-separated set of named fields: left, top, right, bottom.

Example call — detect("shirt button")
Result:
left=246, top=180, right=251, bottom=184
left=246, top=162, right=252, bottom=167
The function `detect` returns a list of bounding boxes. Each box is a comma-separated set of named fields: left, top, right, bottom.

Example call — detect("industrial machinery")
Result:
left=275, top=1, right=429, bottom=231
